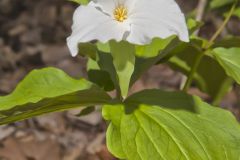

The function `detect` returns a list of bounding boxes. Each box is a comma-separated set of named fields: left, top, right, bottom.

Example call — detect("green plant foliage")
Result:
left=210, top=0, right=235, bottom=9
left=213, top=47, right=240, bottom=84
left=128, top=18, right=203, bottom=87
left=0, top=68, right=111, bottom=124
left=87, top=58, right=115, bottom=91
left=110, top=41, right=135, bottom=97
left=78, top=43, right=97, bottom=60
left=167, top=41, right=232, bottom=101
left=224, top=7, right=240, bottom=18
left=69, top=0, right=89, bottom=5
left=88, top=70, right=115, bottom=91
left=1, top=2, right=240, bottom=159
left=103, top=90, right=240, bottom=160
left=187, top=19, right=203, bottom=34
left=213, top=36, right=240, bottom=48
left=97, top=42, right=111, bottom=53
left=233, top=7, right=240, bottom=18
left=135, top=37, right=174, bottom=58
left=130, top=38, right=180, bottom=86
left=76, top=106, right=95, bottom=117
left=87, top=51, right=118, bottom=92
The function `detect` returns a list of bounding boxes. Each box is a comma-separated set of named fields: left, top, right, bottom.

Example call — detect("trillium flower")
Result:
left=67, top=0, right=189, bottom=56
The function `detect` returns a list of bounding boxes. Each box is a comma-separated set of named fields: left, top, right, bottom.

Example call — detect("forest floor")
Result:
left=0, top=0, right=239, bottom=160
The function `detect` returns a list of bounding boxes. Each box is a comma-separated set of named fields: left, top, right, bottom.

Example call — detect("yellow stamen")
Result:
left=114, top=5, right=128, bottom=22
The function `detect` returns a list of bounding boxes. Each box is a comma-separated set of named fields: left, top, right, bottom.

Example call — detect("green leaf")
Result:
left=168, top=56, right=205, bottom=86
left=86, top=49, right=118, bottom=92
left=130, top=38, right=180, bottom=86
left=96, top=52, right=117, bottom=87
left=213, top=36, right=240, bottom=48
left=69, top=0, right=89, bottom=5
left=87, top=57, right=100, bottom=70
left=134, top=18, right=201, bottom=59
left=135, top=37, right=174, bottom=58
left=88, top=70, right=115, bottom=91
left=0, top=67, right=111, bottom=125
left=187, top=19, right=203, bottom=34
left=78, top=43, right=97, bottom=60
left=210, top=0, right=235, bottom=9
left=97, top=42, right=111, bottom=53
left=233, top=7, right=240, bottom=18
left=76, top=106, right=95, bottom=117
left=110, top=41, right=135, bottom=97
left=213, top=47, right=240, bottom=84
left=103, top=90, right=240, bottom=160
left=167, top=41, right=232, bottom=102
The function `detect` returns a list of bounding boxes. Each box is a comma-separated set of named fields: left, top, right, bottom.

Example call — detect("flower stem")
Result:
left=182, top=51, right=204, bottom=92
left=182, top=2, right=237, bottom=92
left=204, top=2, right=237, bottom=49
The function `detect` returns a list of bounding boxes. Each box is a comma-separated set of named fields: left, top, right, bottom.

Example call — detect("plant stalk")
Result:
left=182, top=2, right=237, bottom=92
left=205, top=2, right=237, bottom=49
left=182, top=51, right=205, bottom=92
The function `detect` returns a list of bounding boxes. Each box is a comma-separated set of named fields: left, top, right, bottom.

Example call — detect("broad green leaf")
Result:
left=110, top=41, right=135, bottom=97
left=69, top=0, right=89, bottom=5
left=0, top=67, right=111, bottom=125
left=103, top=90, right=240, bottom=160
left=167, top=42, right=232, bottom=102
left=213, top=47, right=240, bottom=84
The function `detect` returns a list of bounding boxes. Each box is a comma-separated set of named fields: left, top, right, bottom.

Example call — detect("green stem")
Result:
left=183, top=51, right=205, bottom=92
left=204, top=2, right=237, bottom=49
left=116, top=87, right=123, bottom=101
left=182, top=2, right=237, bottom=92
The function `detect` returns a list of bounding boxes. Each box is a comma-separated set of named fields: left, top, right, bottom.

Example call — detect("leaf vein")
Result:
left=134, top=112, right=166, bottom=160
left=138, top=109, right=190, bottom=160
left=156, top=107, right=211, bottom=160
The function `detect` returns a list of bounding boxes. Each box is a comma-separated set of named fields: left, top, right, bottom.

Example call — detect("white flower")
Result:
left=67, top=0, right=189, bottom=56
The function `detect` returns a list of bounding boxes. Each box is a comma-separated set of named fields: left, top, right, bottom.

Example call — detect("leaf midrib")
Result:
left=136, top=110, right=190, bottom=160
left=134, top=112, right=166, bottom=160
left=154, top=107, right=211, bottom=160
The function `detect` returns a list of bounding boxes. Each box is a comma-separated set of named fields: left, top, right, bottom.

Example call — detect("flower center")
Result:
left=114, top=5, right=128, bottom=22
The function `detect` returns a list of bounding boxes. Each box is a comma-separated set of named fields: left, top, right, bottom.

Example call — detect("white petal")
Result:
left=121, top=0, right=138, bottom=15
left=91, top=0, right=117, bottom=16
left=67, top=4, right=130, bottom=56
left=92, top=0, right=137, bottom=16
left=127, top=0, right=189, bottom=44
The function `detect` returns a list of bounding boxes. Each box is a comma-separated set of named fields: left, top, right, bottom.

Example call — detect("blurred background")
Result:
left=0, top=0, right=239, bottom=160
